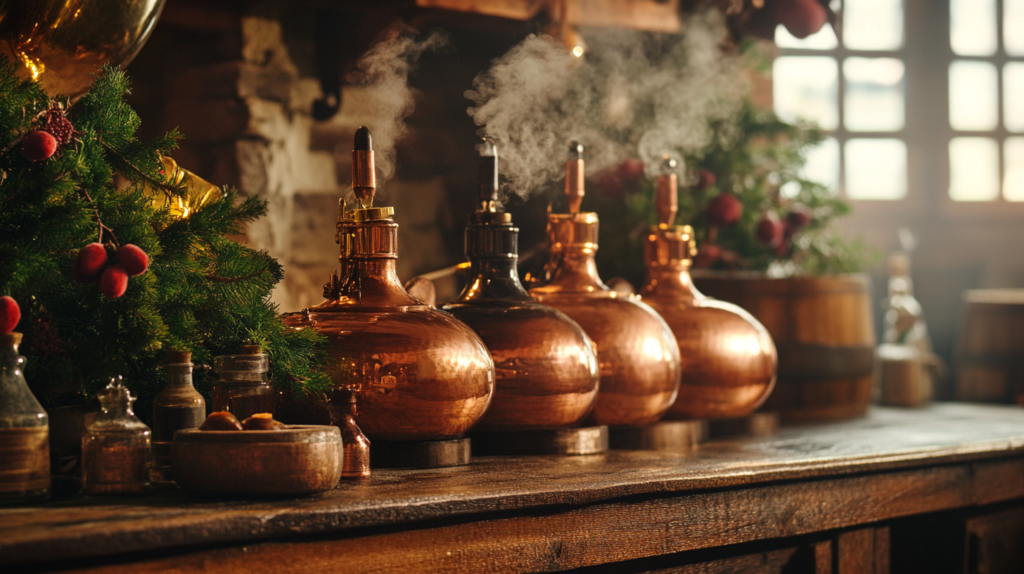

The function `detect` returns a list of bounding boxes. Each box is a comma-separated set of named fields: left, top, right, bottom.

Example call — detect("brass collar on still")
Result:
left=645, top=224, right=696, bottom=268
left=547, top=212, right=599, bottom=253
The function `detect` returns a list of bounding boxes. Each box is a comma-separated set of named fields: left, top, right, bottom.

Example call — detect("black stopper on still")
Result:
left=354, top=126, right=372, bottom=151
left=478, top=138, right=499, bottom=206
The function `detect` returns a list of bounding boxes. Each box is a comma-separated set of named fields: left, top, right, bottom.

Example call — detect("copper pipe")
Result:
left=655, top=156, right=678, bottom=228
left=565, top=141, right=585, bottom=214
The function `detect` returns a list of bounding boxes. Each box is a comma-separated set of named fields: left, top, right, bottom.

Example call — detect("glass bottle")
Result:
left=0, top=332, right=50, bottom=504
left=877, top=252, right=934, bottom=406
left=530, top=142, right=681, bottom=427
left=81, top=377, right=151, bottom=495
left=210, top=345, right=274, bottom=421
left=442, top=139, right=599, bottom=431
left=329, top=388, right=370, bottom=479
left=151, top=350, right=206, bottom=482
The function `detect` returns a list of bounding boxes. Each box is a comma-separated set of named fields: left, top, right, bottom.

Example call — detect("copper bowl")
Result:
left=171, top=426, right=342, bottom=496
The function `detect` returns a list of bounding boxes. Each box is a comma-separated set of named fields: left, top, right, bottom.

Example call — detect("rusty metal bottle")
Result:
left=442, top=139, right=599, bottom=431
left=640, top=157, right=777, bottom=419
left=0, top=332, right=50, bottom=504
left=286, top=127, right=495, bottom=441
left=329, top=388, right=370, bottom=479
left=530, top=143, right=681, bottom=427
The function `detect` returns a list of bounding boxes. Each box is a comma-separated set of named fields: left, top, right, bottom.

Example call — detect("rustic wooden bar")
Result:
left=4, top=404, right=1024, bottom=573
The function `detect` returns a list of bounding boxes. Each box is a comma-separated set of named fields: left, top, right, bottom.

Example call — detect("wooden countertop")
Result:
left=4, top=403, right=1024, bottom=571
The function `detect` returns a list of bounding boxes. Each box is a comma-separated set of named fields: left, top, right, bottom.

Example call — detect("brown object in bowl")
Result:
left=199, top=411, right=243, bottom=431
left=241, top=413, right=284, bottom=430
left=172, top=425, right=343, bottom=496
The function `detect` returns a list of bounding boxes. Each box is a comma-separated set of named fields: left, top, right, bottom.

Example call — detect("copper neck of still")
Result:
left=322, top=213, right=420, bottom=309
left=642, top=172, right=703, bottom=302
left=453, top=212, right=534, bottom=304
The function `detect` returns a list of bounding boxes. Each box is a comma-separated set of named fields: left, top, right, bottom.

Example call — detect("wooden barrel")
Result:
left=691, top=273, right=876, bottom=423
left=955, top=289, right=1024, bottom=403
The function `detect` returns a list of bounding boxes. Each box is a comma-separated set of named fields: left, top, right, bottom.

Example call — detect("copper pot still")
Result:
left=0, top=0, right=166, bottom=99
left=640, top=158, right=777, bottom=419
left=283, top=128, right=495, bottom=441
left=440, top=139, right=600, bottom=432
left=530, top=143, right=681, bottom=428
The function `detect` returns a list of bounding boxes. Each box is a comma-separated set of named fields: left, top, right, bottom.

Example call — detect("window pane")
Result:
left=1005, top=64, right=1024, bottom=131
left=1004, top=138, right=1024, bottom=200
left=949, top=137, right=999, bottom=201
left=951, top=0, right=997, bottom=56
left=783, top=137, right=840, bottom=198
left=773, top=57, right=838, bottom=130
left=776, top=23, right=839, bottom=49
left=844, top=58, right=905, bottom=131
left=845, top=139, right=907, bottom=199
left=1007, top=0, right=1024, bottom=56
left=845, top=0, right=904, bottom=50
left=949, top=61, right=998, bottom=130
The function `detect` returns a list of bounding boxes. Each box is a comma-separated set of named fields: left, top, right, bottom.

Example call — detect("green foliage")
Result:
left=0, top=60, right=330, bottom=420
left=591, top=99, right=877, bottom=287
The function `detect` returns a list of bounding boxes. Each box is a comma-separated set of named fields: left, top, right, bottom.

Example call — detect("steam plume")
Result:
left=465, top=9, right=745, bottom=199
left=346, top=28, right=450, bottom=189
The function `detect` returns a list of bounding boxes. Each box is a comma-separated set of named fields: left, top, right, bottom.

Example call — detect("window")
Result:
left=773, top=0, right=908, bottom=200
left=948, top=0, right=1024, bottom=201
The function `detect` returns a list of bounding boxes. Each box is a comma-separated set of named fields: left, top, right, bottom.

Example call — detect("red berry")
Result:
left=75, top=243, right=108, bottom=284
left=22, top=130, right=57, bottom=162
left=779, top=0, right=828, bottom=39
left=117, top=244, right=149, bottom=276
left=776, top=241, right=792, bottom=257
left=0, top=296, right=20, bottom=335
left=756, top=216, right=785, bottom=246
left=786, top=208, right=812, bottom=229
left=100, top=266, right=129, bottom=299
left=696, top=170, right=717, bottom=191
left=693, top=244, right=723, bottom=269
left=616, top=159, right=645, bottom=182
left=706, top=193, right=744, bottom=226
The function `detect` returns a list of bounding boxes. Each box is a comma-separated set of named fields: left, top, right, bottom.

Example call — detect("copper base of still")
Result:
left=642, top=223, right=777, bottom=420
left=531, top=215, right=681, bottom=428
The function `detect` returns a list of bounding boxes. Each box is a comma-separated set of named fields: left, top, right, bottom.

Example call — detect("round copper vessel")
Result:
left=442, top=140, right=599, bottom=431
left=285, top=128, right=495, bottom=441
left=641, top=163, right=776, bottom=419
left=529, top=143, right=681, bottom=428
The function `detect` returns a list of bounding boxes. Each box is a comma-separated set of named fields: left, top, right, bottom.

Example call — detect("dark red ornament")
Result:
left=22, top=130, right=57, bottom=162
left=0, top=296, right=21, bottom=335
left=786, top=208, right=812, bottom=229
left=100, top=266, right=129, bottom=299
left=41, top=112, right=74, bottom=147
left=696, top=169, right=717, bottom=191
left=75, top=243, right=108, bottom=284
left=616, top=159, right=645, bottom=182
left=756, top=216, right=785, bottom=246
left=706, top=193, right=743, bottom=226
left=779, top=0, right=828, bottom=39
left=775, top=240, right=792, bottom=257
left=693, top=244, right=723, bottom=269
left=117, top=244, right=149, bottom=277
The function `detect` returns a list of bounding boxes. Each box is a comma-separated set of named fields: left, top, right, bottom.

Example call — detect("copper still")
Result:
left=530, top=143, right=681, bottom=427
left=640, top=158, right=777, bottom=419
left=441, top=139, right=599, bottom=431
left=284, top=127, right=495, bottom=441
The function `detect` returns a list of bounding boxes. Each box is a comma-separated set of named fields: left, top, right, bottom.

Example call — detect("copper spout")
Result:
left=655, top=156, right=678, bottom=228
left=478, top=137, right=499, bottom=212
left=565, top=141, right=585, bottom=214
left=352, top=126, right=376, bottom=209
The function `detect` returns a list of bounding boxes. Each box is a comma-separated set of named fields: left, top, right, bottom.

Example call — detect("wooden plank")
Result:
left=5, top=405, right=1024, bottom=568
left=837, top=528, right=874, bottom=574
left=874, top=526, right=890, bottom=574
left=813, top=540, right=833, bottom=574
left=50, top=459, right=1024, bottom=574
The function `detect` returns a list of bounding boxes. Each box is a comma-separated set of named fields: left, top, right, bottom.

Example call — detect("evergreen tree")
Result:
left=0, top=59, right=330, bottom=420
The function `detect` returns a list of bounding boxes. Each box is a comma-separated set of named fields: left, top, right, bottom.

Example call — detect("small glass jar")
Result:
left=329, top=388, right=370, bottom=479
left=151, top=350, right=206, bottom=482
left=210, top=346, right=273, bottom=421
left=81, top=377, right=151, bottom=495
left=0, top=332, right=50, bottom=504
